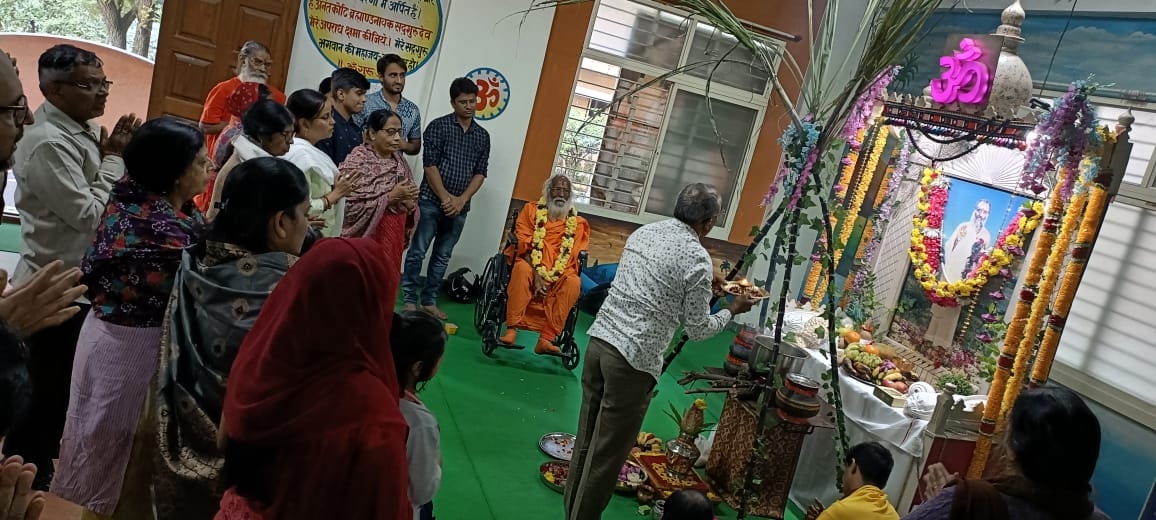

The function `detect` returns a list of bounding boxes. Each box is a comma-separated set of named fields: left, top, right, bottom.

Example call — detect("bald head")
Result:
left=0, top=51, right=30, bottom=167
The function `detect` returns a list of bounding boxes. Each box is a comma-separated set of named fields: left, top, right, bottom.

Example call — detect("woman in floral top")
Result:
left=53, top=118, right=211, bottom=519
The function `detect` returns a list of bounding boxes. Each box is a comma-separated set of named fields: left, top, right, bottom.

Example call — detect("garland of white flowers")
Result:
left=531, top=199, right=577, bottom=283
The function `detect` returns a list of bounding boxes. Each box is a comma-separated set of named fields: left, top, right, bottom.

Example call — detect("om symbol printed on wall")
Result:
left=466, top=67, right=510, bottom=121
left=930, top=37, right=993, bottom=106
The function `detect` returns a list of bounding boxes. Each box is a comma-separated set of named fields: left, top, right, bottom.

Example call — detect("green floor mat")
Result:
left=417, top=298, right=803, bottom=520
left=0, top=223, right=21, bottom=253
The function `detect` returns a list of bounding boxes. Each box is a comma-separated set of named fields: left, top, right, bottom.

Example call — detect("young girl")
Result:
left=391, top=309, right=448, bottom=520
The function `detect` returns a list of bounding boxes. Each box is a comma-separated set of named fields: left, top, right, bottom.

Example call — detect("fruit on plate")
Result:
left=635, top=431, right=663, bottom=453
left=881, top=379, right=909, bottom=393
left=844, top=345, right=908, bottom=386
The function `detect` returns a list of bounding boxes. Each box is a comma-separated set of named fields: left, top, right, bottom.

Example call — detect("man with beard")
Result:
left=4, top=44, right=139, bottom=490
left=943, top=199, right=992, bottom=282
left=198, top=41, right=286, bottom=159
left=355, top=54, right=421, bottom=156
left=501, top=174, right=590, bottom=354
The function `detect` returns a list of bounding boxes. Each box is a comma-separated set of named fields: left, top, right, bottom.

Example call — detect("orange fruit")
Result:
left=862, top=344, right=879, bottom=356
left=842, top=331, right=861, bottom=344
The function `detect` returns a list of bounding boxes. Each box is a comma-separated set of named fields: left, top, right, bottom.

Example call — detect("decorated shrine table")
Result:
left=788, top=346, right=928, bottom=512
left=704, top=393, right=833, bottom=519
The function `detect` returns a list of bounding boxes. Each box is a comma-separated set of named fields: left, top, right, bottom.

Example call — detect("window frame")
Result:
left=560, top=0, right=781, bottom=240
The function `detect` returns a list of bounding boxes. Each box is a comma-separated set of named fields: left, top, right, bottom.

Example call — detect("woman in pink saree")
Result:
left=339, top=109, right=419, bottom=266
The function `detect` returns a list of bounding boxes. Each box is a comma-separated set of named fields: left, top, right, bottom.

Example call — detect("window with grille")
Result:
left=554, top=0, right=780, bottom=231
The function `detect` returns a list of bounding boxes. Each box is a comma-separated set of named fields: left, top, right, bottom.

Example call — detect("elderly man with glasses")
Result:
left=3, top=43, right=140, bottom=491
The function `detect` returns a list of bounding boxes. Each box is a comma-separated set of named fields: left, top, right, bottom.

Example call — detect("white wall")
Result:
left=284, top=0, right=556, bottom=275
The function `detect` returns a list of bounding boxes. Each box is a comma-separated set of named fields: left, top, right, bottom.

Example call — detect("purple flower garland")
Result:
left=1019, top=82, right=1102, bottom=200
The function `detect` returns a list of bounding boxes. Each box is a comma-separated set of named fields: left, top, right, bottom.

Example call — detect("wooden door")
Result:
left=146, top=0, right=299, bottom=120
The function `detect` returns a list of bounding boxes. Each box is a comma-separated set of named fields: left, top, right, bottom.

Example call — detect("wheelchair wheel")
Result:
left=561, top=346, right=580, bottom=370
left=473, top=256, right=502, bottom=333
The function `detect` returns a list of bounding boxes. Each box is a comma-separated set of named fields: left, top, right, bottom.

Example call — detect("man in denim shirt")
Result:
left=401, top=78, right=489, bottom=320
left=354, top=54, right=421, bottom=156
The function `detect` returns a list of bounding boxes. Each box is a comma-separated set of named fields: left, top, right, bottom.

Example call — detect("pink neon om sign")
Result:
left=930, top=38, right=991, bottom=105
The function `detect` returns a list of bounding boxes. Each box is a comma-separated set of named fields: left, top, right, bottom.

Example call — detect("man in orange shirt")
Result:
left=198, top=40, right=286, bottom=158
left=806, top=441, right=900, bottom=520
left=501, top=174, right=590, bottom=354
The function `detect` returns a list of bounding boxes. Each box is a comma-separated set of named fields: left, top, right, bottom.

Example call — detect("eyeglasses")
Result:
left=379, top=128, right=402, bottom=136
left=247, top=57, right=272, bottom=69
left=1, top=96, right=30, bottom=125
left=56, top=79, right=113, bottom=93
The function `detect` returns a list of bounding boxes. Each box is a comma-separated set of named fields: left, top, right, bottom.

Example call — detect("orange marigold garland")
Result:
left=1031, top=152, right=1114, bottom=386
left=1001, top=180, right=1088, bottom=414
left=966, top=179, right=1063, bottom=479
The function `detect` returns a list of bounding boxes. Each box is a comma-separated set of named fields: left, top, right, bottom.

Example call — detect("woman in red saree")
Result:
left=215, top=238, right=410, bottom=520
left=339, top=109, right=419, bottom=267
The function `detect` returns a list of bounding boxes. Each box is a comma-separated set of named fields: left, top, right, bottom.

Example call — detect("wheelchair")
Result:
left=473, top=208, right=587, bottom=370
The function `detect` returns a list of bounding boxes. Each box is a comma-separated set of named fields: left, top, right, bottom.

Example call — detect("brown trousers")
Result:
left=564, top=337, right=655, bottom=520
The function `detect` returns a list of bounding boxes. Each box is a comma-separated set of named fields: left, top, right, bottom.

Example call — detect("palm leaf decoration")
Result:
left=512, top=0, right=953, bottom=513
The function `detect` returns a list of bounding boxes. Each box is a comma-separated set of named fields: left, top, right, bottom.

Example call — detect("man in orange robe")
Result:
left=501, top=175, right=590, bottom=354
left=198, top=40, right=286, bottom=160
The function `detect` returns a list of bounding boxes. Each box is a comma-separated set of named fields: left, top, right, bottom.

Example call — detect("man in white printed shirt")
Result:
left=564, top=183, right=755, bottom=520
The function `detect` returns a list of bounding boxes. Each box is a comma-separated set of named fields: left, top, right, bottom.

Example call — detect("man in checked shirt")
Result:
left=401, top=78, right=490, bottom=320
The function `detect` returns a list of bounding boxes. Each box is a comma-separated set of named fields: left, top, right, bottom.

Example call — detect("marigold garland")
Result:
left=531, top=198, right=578, bottom=283
left=910, top=169, right=1044, bottom=307
left=1031, top=169, right=1110, bottom=386
left=1029, top=130, right=1114, bottom=385
left=1002, top=180, right=1088, bottom=414
left=803, top=128, right=867, bottom=299
left=966, top=180, right=1064, bottom=479
left=806, top=126, right=884, bottom=306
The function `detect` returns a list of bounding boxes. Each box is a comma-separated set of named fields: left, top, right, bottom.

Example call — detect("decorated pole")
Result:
left=1030, top=127, right=1128, bottom=386
left=965, top=81, right=1103, bottom=479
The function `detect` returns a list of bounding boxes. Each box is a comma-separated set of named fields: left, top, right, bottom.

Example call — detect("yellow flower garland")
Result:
left=809, top=126, right=884, bottom=306
left=910, top=168, right=1044, bottom=304
left=531, top=198, right=578, bottom=283
left=803, top=128, right=866, bottom=302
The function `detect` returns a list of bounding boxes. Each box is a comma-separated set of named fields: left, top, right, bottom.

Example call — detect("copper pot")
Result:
left=775, top=373, right=822, bottom=420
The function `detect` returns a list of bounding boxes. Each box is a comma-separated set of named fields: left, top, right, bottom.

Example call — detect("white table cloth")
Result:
left=787, top=346, right=928, bottom=509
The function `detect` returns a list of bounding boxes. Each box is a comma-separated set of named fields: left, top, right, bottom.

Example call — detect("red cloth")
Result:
left=371, top=211, right=414, bottom=273
left=216, top=238, right=410, bottom=520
